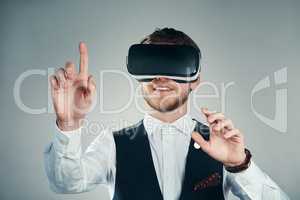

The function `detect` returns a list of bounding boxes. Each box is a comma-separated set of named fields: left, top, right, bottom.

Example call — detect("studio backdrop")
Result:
left=0, top=0, right=299, bottom=200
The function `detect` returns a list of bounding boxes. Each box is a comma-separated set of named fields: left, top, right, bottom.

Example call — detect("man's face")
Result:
left=142, top=77, right=198, bottom=112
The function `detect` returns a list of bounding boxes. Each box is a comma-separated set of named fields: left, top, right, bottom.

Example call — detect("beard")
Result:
left=143, top=88, right=191, bottom=113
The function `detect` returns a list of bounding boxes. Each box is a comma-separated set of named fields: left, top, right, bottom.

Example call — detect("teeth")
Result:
left=156, top=87, right=170, bottom=91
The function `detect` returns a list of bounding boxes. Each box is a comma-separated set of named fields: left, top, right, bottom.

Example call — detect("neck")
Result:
left=148, top=101, right=188, bottom=123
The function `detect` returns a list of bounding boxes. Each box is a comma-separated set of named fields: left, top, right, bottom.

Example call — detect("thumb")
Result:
left=191, top=131, right=210, bottom=153
left=49, top=75, right=59, bottom=91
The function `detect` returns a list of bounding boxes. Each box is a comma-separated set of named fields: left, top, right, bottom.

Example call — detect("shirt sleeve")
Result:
left=223, top=160, right=290, bottom=200
left=43, top=123, right=116, bottom=195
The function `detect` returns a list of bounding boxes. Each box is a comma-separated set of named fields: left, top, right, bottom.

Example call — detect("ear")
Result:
left=190, top=75, right=201, bottom=91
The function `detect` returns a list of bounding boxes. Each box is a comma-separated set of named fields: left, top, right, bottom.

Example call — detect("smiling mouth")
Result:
left=155, top=86, right=171, bottom=91
left=152, top=85, right=175, bottom=94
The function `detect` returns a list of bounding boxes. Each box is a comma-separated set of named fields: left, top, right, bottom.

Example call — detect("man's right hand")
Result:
left=49, top=42, right=96, bottom=131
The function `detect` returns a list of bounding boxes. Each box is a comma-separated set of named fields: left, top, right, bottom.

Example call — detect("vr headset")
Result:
left=127, top=44, right=201, bottom=83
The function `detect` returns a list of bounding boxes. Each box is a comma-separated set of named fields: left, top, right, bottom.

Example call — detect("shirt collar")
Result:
left=143, top=113, right=196, bottom=137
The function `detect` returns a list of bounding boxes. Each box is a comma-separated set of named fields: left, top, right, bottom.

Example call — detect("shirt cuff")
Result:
left=52, top=122, right=82, bottom=157
left=227, top=160, right=265, bottom=185
left=226, top=160, right=282, bottom=198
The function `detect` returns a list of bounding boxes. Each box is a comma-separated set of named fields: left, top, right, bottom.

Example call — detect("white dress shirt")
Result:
left=44, top=114, right=290, bottom=200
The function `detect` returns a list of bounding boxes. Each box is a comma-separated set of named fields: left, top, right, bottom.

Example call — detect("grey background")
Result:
left=0, top=0, right=299, bottom=199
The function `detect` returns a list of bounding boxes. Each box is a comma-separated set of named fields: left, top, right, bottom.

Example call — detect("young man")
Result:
left=44, top=28, right=289, bottom=200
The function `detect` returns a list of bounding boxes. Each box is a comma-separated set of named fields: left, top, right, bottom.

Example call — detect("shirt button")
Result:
left=194, top=142, right=201, bottom=149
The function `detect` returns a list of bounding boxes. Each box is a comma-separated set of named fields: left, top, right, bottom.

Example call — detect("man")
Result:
left=44, top=28, right=289, bottom=199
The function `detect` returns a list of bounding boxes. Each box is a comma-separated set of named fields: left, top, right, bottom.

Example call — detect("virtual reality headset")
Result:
left=127, top=44, right=201, bottom=83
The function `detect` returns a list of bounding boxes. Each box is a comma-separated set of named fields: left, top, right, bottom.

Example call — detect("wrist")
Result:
left=56, top=118, right=83, bottom=131
left=224, top=151, right=247, bottom=167
left=225, top=148, right=252, bottom=173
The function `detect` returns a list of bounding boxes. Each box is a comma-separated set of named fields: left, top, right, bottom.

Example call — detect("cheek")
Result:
left=142, top=83, right=153, bottom=94
left=176, top=84, right=190, bottom=95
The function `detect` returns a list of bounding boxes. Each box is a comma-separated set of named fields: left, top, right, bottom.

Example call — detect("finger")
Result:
left=223, top=119, right=234, bottom=130
left=87, top=75, right=96, bottom=94
left=223, top=129, right=241, bottom=139
left=49, top=75, right=59, bottom=90
left=210, top=121, right=224, bottom=138
left=55, top=68, right=67, bottom=88
left=207, top=112, right=225, bottom=124
left=212, top=119, right=234, bottom=132
left=79, top=42, right=88, bottom=76
left=64, top=61, right=76, bottom=80
left=211, top=120, right=223, bottom=132
left=191, top=131, right=210, bottom=152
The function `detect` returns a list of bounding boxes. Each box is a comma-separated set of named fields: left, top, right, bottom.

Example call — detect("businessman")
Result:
left=44, top=28, right=289, bottom=200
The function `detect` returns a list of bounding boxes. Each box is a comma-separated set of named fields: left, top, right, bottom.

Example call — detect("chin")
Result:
left=145, top=97, right=182, bottom=113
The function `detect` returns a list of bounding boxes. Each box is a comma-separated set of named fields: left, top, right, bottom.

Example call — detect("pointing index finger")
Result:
left=79, top=42, right=88, bottom=76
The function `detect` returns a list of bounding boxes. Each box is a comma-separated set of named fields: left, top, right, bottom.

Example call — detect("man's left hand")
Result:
left=192, top=108, right=246, bottom=167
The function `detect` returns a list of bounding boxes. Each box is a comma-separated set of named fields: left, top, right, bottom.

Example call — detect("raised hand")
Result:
left=49, top=42, right=96, bottom=131
left=192, top=108, right=246, bottom=167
